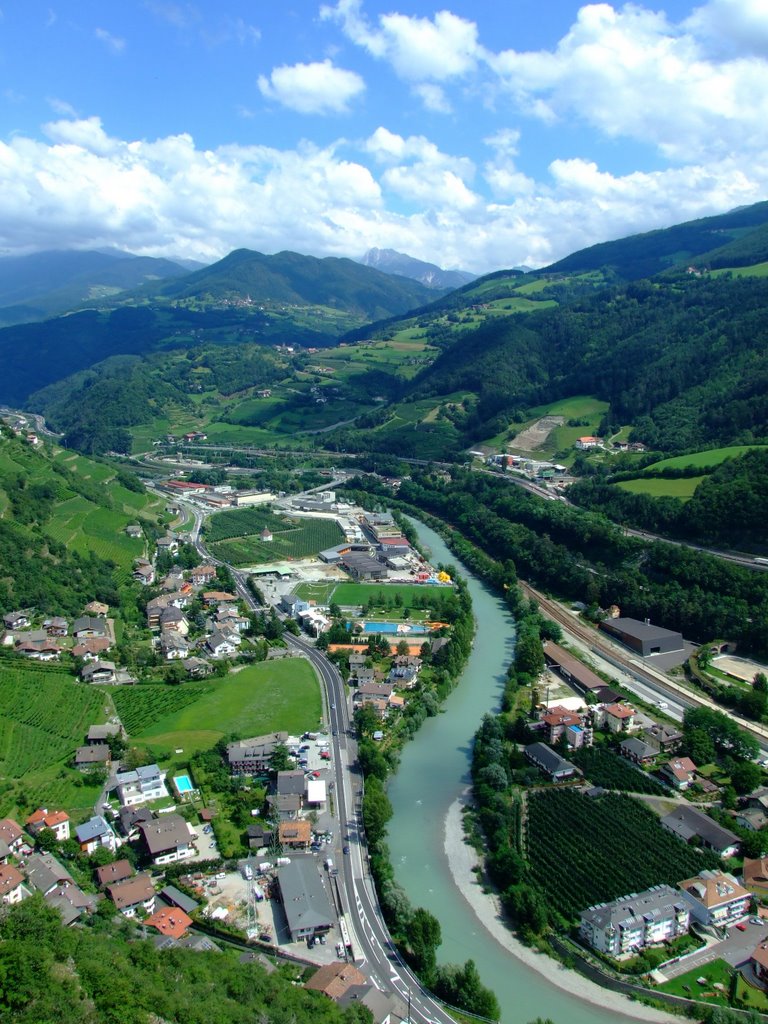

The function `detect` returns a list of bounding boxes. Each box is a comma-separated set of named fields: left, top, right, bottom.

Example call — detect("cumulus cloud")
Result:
left=0, top=112, right=766, bottom=274
left=686, top=0, right=768, bottom=56
left=413, top=83, right=452, bottom=114
left=321, top=0, right=481, bottom=81
left=488, top=2, right=768, bottom=163
left=258, top=59, right=365, bottom=114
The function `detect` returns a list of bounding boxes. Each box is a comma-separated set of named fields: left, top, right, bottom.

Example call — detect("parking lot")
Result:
left=660, top=920, right=766, bottom=980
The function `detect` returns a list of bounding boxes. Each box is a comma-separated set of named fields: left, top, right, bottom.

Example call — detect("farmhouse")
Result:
left=74, top=744, right=111, bottom=770
left=81, top=660, right=116, bottom=684
left=579, top=884, right=690, bottom=957
left=678, top=870, right=750, bottom=928
left=524, top=742, right=578, bottom=781
left=599, top=617, right=684, bottom=657
left=661, top=805, right=740, bottom=857
left=575, top=436, right=602, bottom=449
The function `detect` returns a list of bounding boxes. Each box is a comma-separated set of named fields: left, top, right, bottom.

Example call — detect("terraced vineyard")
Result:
left=0, top=665, right=102, bottom=777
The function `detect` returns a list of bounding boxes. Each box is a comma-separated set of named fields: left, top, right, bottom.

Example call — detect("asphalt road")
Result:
left=190, top=513, right=460, bottom=1024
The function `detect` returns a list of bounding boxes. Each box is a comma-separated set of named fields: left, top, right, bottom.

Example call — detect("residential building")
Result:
left=189, top=565, right=217, bottom=586
left=25, top=808, right=70, bottom=842
left=281, top=594, right=310, bottom=616
left=205, top=631, right=238, bottom=658
left=158, top=885, right=199, bottom=915
left=75, top=816, right=118, bottom=855
left=95, top=859, right=133, bottom=888
left=661, top=806, right=740, bottom=858
left=81, top=660, right=116, bottom=684
left=644, top=722, right=683, bottom=753
left=579, top=885, right=690, bottom=957
left=524, top=742, right=578, bottom=781
left=0, top=864, right=24, bottom=905
left=0, top=819, right=23, bottom=854
left=138, top=814, right=194, bottom=865
left=202, top=591, right=237, bottom=606
left=107, top=873, right=156, bottom=916
left=575, top=436, right=602, bottom=449
left=227, top=732, right=289, bottom=774
left=25, top=853, right=75, bottom=896
left=596, top=703, right=637, bottom=734
left=750, top=939, right=768, bottom=987
left=620, top=737, right=657, bottom=765
left=83, top=601, right=109, bottom=617
left=72, top=637, right=112, bottom=659
left=305, top=962, right=369, bottom=999
left=3, top=610, right=29, bottom=630
left=599, top=617, right=684, bottom=657
left=116, top=764, right=166, bottom=806
left=542, top=706, right=587, bottom=749
left=678, top=871, right=751, bottom=928
left=660, top=757, right=698, bottom=790
left=72, top=616, right=108, bottom=639
left=87, top=723, right=121, bottom=744
left=161, top=630, right=190, bottom=660
left=277, top=855, right=335, bottom=942
left=144, top=906, right=193, bottom=939
left=278, top=820, right=312, bottom=849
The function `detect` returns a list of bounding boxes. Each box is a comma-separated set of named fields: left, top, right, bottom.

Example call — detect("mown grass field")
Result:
left=292, top=581, right=339, bottom=604
left=615, top=476, right=707, bottom=500
left=127, top=660, right=322, bottom=757
left=642, top=445, right=768, bottom=472
left=330, top=582, right=452, bottom=607
left=657, top=959, right=733, bottom=1005
left=493, top=395, right=611, bottom=457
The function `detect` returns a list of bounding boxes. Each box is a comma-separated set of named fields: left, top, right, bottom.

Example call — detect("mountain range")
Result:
left=359, top=247, right=476, bottom=290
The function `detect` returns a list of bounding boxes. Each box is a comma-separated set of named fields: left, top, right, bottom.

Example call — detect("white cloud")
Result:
left=0, top=114, right=766, bottom=274
left=413, top=83, right=452, bottom=114
left=686, top=0, right=768, bottom=57
left=258, top=59, right=365, bottom=115
left=94, top=27, right=126, bottom=53
left=487, top=2, right=768, bottom=163
left=321, top=0, right=481, bottom=81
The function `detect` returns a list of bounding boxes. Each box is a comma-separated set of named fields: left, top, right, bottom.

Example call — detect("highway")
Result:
left=184, top=501, right=460, bottom=1024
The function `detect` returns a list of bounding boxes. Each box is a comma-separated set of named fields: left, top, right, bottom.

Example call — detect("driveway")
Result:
left=660, top=921, right=766, bottom=980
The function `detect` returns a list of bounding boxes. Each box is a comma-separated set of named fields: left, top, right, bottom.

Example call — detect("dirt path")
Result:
left=510, top=415, right=564, bottom=452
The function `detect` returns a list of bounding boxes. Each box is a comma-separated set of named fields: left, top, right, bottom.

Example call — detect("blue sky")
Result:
left=0, top=0, right=767, bottom=272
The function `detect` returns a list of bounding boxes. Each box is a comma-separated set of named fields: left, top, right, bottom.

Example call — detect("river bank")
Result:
left=443, top=795, right=678, bottom=1024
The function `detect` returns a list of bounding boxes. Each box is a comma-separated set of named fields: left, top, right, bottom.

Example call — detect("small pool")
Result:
left=174, top=773, right=195, bottom=794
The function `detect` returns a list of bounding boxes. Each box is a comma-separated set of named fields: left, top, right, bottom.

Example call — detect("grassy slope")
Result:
left=615, top=476, right=707, bottom=500
left=130, top=660, right=322, bottom=757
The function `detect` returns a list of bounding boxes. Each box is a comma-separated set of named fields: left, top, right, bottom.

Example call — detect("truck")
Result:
left=276, top=856, right=291, bottom=866
left=243, top=863, right=253, bottom=880
left=325, top=857, right=334, bottom=871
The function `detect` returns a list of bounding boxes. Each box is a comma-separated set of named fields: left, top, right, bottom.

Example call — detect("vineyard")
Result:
left=111, top=684, right=212, bottom=737
left=525, top=790, right=719, bottom=919
left=0, top=667, right=102, bottom=777
left=205, top=507, right=290, bottom=542
left=571, top=748, right=666, bottom=795
left=209, top=518, right=344, bottom=566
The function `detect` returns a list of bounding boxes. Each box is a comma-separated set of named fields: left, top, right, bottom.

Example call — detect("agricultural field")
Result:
left=488, top=395, right=611, bottom=457
left=525, top=790, right=719, bottom=920
left=45, top=496, right=146, bottom=575
left=570, top=748, right=666, bottom=795
left=642, top=445, right=768, bottom=473
left=111, top=684, right=212, bottom=737
left=208, top=516, right=344, bottom=566
left=124, top=660, right=322, bottom=758
left=615, top=476, right=707, bottom=501
left=330, top=582, right=453, bottom=608
left=0, top=662, right=107, bottom=819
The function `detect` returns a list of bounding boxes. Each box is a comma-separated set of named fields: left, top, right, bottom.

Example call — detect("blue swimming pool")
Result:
left=174, top=773, right=194, bottom=793
left=346, top=621, right=430, bottom=635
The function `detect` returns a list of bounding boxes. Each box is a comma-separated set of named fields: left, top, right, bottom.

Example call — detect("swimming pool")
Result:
left=173, top=773, right=195, bottom=794
left=346, top=621, right=430, bottom=635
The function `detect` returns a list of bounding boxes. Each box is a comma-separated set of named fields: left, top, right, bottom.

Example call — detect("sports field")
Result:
left=330, top=582, right=452, bottom=607
left=129, top=660, right=322, bottom=756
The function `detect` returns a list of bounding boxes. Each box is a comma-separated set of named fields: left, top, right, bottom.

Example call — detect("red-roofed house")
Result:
left=0, top=819, right=24, bottom=854
left=660, top=757, right=698, bottom=790
left=542, top=706, right=586, bottom=749
left=144, top=906, right=193, bottom=939
left=26, top=808, right=70, bottom=842
left=596, top=703, right=637, bottom=734
left=0, top=864, right=24, bottom=905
